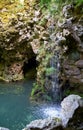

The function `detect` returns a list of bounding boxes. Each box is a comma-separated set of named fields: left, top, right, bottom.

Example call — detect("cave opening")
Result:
left=23, top=56, right=38, bottom=79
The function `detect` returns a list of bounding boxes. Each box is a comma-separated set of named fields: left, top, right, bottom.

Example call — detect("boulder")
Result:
left=23, top=117, right=63, bottom=130
left=61, top=94, right=83, bottom=127
left=0, top=127, right=9, bottom=130
left=67, top=103, right=83, bottom=130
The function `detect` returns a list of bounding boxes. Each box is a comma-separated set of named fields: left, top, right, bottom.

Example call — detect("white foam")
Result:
left=43, top=106, right=61, bottom=118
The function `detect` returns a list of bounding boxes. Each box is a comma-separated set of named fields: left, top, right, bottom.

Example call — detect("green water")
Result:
left=0, top=80, right=45, bottom=130
left=1, top=79, right=80, bottom=130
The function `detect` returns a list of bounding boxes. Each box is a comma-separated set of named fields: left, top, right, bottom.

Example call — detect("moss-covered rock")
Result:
left=0, top=0, right=41, bottom=82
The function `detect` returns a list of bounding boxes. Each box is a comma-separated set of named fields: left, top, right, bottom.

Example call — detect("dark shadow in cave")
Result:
left=23, top=56, right=38, bottom=79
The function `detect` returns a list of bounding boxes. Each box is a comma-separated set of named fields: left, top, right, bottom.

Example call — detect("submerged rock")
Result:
left=0, top=127, right=9, bottom=130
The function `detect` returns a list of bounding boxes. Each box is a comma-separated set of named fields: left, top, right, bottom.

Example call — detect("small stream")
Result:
left=0, top=80, right=61, bottom=130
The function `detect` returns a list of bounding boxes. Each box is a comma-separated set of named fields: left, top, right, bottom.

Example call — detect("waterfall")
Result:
left=46, top=16, right=62, bottom=102
left=50, top=52, right=61, bottom=102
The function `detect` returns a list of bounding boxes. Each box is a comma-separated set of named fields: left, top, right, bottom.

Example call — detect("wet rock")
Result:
left=23, top=117, right=62, bottom=130
left=61, top=95, right=83, bottom=127
left=0, top=127, right=9, bottom=130
left=66, top=102, right=83, bottom=130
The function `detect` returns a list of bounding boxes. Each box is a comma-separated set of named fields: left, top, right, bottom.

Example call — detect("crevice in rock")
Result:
left=22, top=55, right=38, bottom=79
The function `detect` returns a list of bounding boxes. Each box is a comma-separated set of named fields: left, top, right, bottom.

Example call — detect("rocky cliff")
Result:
left=0, top=0, right=40, bottom=81
left=0, top=0, right=83, bottom=99
left=31, top=1, right=83, bottom=100
left=59, top=4, right=83, bottom=97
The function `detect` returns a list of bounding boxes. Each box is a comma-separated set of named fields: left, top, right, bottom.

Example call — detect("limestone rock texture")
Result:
left=60, top=4, right=83, bottom=97
left=0, top=0, right=42, bottom=82
left=62, top=95, right=83, bottom=130
left=61, top=95, right=82, bottom=127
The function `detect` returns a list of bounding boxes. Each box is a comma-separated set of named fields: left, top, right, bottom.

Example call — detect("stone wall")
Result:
left=59, top=4, right=83, bottom=96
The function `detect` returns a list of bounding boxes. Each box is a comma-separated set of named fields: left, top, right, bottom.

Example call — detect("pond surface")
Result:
left=0, top=80, right=61, bottom=130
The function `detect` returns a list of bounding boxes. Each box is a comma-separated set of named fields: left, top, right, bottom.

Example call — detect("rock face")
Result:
left=75, top=60, right=83, bottom=69
left=60, top=4, right=83, bottom=95
left=0, top=0, right=41, bottom=82
left=23, top=95, right=83, bottom=130
left=31, top=2, right=83, bottom=99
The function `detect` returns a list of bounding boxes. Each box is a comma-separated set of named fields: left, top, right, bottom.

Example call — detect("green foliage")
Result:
left=65, top=90, right=83, bottom=98
left=43, top=94, right=52, bottom=101
left=39, top=18, right=47, bottom=26
left=46, top=67, right=56, bottom=76
left=40, top=0, right=65, bottom=16
left=65, top=89, right=71, bottom=96
left=31, top=83, right=39, bottom=97
left=76, top=0, right=83, bottom=5
left=40, top=0, right=83, bottom=9
left=40, top=0, right=51, bottom=6
left=31, top=82, right=44, bottom=96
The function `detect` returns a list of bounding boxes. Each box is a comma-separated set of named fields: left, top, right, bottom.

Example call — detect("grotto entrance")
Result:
left=23, top=55, right=38, bottom=79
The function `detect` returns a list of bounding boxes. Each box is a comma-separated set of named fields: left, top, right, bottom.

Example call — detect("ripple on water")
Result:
left=0, top=81, right=61, bottom=130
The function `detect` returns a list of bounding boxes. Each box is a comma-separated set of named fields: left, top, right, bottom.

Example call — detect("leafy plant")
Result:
left=76, top=0, right=83, bottom=4
left=40, top=0, right=51, bottom=6
left=46, top=67, right=56, bottom=76
left=31, top=83, right=39, bottom=97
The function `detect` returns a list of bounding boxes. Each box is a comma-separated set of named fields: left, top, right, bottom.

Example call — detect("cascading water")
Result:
left=47, top=16, right=62, bottom=102
left=50, top=52, right=61, bottom=102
